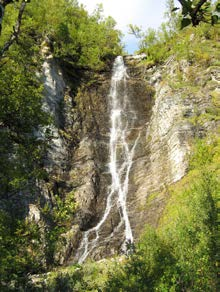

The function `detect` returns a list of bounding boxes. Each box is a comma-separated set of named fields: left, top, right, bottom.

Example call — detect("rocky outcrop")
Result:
left=31, top=53, right=219, bottom=265
left=70, top=55, right=218, bottom=261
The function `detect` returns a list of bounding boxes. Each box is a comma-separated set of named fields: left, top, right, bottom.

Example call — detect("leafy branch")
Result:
left=0, top=0, right=19, bottom=33
left=128, top=24, right=143, bottom=39
left=0, top=0, right=30, bottom=57
left=175, top=0, right=220, bottom=28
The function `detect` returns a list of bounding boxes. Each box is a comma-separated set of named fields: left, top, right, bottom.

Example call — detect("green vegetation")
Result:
left=0, top=53, right=49, bottom=197
left=0, top=0, right=219, bottom=290
left=176, top=0, right=220, bottom=28
left=26, top=136, right=219, bottom=291
left=130, top=1, right=220, bottom=68
left=0, top=0, right=122, bottom=289
left=42, top=191, right=77, bottom=266
left=0, top=211, right=45, bottom=289
left=24, top=259, right=117, bottom=291
left=106, top=136, right=219, bottom=291
left=1, top=1, right=121, bottom=69
left=23, top=1, right=122, bottom=70
left=138, top=22, right=219, bottom=68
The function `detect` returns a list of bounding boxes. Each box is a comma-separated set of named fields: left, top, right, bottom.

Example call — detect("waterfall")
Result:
left=77, top=56, right=139, bottom=263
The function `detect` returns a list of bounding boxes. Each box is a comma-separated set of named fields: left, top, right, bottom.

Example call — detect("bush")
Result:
left=106, top=137, right=219, bottom=291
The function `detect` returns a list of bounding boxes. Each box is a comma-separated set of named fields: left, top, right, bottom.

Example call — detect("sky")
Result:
left=77, top=0, right=180, bottom=54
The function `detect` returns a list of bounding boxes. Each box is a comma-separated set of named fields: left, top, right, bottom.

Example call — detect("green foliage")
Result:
left=106, top=229, right=174, bottom=292
left=136, top=1, right=219, bottom=67
left=27, top=259, right=115, bottom=291
left=0, top=3, right=53, bottom=287
left=23, top=0, right=122, bottom=70
left=175, top=0, right=220, bottom=28
left=128, top=24, right=143, bottom=38
left=0, top=0, right=122, bottom=287
left=106, top=137, right=219, bottom=291
left=181, top=17, right=192, bottom=28
left=1, top=0, right=122, bottom=69
left=138, top=20, right=219, bottom=69
left=41, top=191, right=77, bottom=266
left=165, top=0, right=182, bottom=32
left=52, top=191, right=76, bottom=225
left=0, top=54, right=50, bottom=197
left=0, top=2, right=52, bottom=199
left=28, top=137, right=219, bottom=291
left=0, top=211, right=44, bottom=290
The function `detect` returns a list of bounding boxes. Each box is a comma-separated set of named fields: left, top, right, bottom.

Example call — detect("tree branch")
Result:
left=0, top=0, right=17, bottom=7
left=191, top=0, right=208, bottom=25
left=193, top=0, right=208, bottom=16
left=178, top=0, right=193, bottom=14
left=0, top=0, right=27, bottom=57
left=178, top=0, right=209, bottom=26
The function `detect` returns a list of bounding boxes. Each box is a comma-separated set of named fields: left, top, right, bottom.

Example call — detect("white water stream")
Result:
left=77, top=56, right=139, bottom=263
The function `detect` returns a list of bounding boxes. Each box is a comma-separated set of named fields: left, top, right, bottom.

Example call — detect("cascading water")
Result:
left=77, top=56, right=139, bottom=263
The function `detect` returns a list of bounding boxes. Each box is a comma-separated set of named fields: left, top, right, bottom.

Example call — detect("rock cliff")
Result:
left=30, top=53, right=219, bottom=265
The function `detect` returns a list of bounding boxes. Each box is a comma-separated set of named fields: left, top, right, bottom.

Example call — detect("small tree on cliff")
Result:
left=175, top=0, right=220, bottom=28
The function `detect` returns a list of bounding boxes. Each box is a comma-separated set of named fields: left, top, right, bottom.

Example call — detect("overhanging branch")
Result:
left=193, top=0, right=208, bottom=16
left=0, top=0, right=27, bottom=57
left=191, top=0, right=208, bottom=25
left=178, top=0, right=209, bottom=26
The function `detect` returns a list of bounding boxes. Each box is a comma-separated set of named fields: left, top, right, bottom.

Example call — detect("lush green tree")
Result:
left=0, top=1, right=31, bottom=57
left=0, top=211, right=44, bottom=289
left=107, top=228, right=175, bottom=292
left=176, top=0, right=220, bottom=28
left=0, top=57, right=49, bottom=197
left=0, top=0, right=19, bottom=31
left=23, top=0, right=122, bottom=70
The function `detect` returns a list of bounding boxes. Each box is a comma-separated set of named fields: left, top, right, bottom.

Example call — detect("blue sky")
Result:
left=78, top=0, right=180, bottom=54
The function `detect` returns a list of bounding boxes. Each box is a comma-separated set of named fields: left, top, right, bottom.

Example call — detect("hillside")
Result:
left=0, top=1, right=219, bottom=291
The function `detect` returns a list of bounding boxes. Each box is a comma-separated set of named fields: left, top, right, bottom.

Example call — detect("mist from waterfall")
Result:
left=77, top=56, right=139, bottom=263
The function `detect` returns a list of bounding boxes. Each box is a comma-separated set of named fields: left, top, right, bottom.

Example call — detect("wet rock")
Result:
left=36, top=54, right=219, bottom=264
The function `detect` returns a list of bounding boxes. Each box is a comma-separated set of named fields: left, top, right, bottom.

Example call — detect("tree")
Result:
left=0, top=1, right=18, bottom=33
left=128, top=24, right=143, bottom=39
left=0, top=0, right=31, bottom=56
left=175, top=0, right=220, bottom=28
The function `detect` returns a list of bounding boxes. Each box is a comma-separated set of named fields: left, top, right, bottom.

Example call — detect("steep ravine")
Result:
left=32, top=53, right=219, bottom=265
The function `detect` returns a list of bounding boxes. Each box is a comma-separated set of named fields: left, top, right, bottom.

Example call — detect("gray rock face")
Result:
left=35, top=54, right=219, bottom=264
left=41, top=56, right=67, bottom=171
left=68, top=56, right=188, bottom=260
left=70, top=56, right=218, bottom=261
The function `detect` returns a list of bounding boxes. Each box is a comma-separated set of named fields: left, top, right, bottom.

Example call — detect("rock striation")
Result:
left=29, top=53, right=219, bottom=264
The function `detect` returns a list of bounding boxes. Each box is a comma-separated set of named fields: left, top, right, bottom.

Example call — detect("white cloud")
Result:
left=79, top=0, right=167, bottom=30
